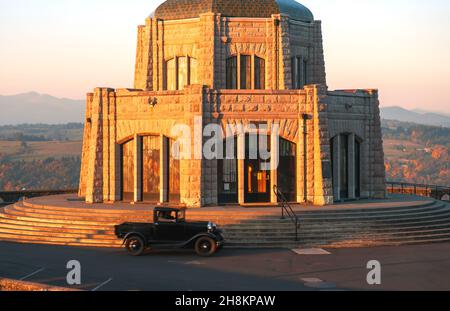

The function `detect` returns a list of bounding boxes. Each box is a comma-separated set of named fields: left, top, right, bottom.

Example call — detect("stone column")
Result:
left=237, top=132, right=245, bottom=205
left=134, top=135, right=142, bottom=202
left=270, top=132, right=279, bottom=204
left=160, top=135, right=169, bottom=203
left=332, top=135, right=341, bottom=201
left=348, top=133, right=356, bottom=199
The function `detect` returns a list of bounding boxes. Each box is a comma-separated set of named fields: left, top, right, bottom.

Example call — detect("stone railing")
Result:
left=0, top=190, right=78, bottom=207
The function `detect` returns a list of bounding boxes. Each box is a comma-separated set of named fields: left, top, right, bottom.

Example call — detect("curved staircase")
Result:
left=0, top=197, right=449, bottom=249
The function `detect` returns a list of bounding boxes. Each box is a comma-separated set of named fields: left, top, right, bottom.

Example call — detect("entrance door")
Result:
left=244, top=134, right=271, bottom=203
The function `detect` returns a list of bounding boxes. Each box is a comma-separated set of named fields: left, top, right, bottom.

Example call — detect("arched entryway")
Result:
left=277, top=138, right=297, bottom=202
left=119, top=135, right=180, bottom=203
left=218, top=136, right=238, bottom=204
left=217, top=134, right=297, bottom=205
left=121, top=139, right=134, bottom=202
left=330, top=133, right=362, bottom=201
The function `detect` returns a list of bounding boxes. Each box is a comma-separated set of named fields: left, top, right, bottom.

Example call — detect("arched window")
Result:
left=291, top=56, right=308, bottom=89
left=226, top=56, right=237, bottom=89
left=254, top=56, right=265, bottom=90
left=240, top=55, right=251, bottom=89
left=164, top=56, right=198, bottom=91
left=226, top=55, right=266, bottom=90
left=165, top=58, right=176, bottom=91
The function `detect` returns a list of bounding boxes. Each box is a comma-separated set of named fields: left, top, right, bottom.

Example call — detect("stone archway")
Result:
left=330, top=133, right=362, bottom=201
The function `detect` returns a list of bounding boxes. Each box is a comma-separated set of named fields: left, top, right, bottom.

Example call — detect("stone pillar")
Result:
left=348, top=133, right=356, bottom=199
left=134, top=135, right=142, bottom=202
left=85, top=88, right=108, bottom=204
left=160, top=135, right=169, bottom=203
left=237, top=132, right=245, bottom=205
left=270, top=131, right=279, bottom=204
left=332, top=135, right=341, bottom=201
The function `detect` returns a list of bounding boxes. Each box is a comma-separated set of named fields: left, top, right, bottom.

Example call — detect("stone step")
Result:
left=224, top=221, right=450, bottom=234
left=222, top=211, right=450, bottom=230
left=225, top=227, right=450, bottom=242
left=0, top=214, right=115, bottom=231
left=16, top=203, right=152, bottom=221
left=5, top=206, right=130, bottom=223
left=0, top=226, right=117, bottom=240
left=300, top=209, right=450, bottom=225
left=299, top=215, right=450, bottom=229
left=22, top=201, right=140, bottom=215
left=22, top=199, right=437, bottom=218
left=296, top=200, right=437, bottom=216
left=0, top=232, right=121, bottom=246
left=1, top=210, right=118, bottom=227
left=16, top=201, right=447, bottom=225
left=298, top=203, right=449, bottom=221
left=0, top=236, right=122, bottom=248
left=0, top=221, right=114, bottom=235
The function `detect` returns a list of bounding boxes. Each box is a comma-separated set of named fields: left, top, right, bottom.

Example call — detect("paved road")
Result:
left=1, top=241, right=450, bottom=291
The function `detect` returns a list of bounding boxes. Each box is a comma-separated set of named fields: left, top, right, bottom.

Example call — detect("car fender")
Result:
left=122, top=232, right=148, bottom=246
left=183, top=232, right=219, bottom=247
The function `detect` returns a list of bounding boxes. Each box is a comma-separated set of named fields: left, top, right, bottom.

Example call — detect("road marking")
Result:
left=20, top=268, right=45, bottom=281
left=301, top=277, right=337, bottom=289
left=168, top=260, right=204, bottom=265
left=291, top=248, right=331, bottom=255
left=91, top=278, right=113, bottom=292
left=301, top=277, right=323, bottom=283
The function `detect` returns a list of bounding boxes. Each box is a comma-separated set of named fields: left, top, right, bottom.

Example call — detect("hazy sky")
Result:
left=0, top=0, right=449, bottom=111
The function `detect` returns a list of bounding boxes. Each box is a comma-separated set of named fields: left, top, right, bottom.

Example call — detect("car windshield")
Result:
left=156, top=210, right=177, bottom=223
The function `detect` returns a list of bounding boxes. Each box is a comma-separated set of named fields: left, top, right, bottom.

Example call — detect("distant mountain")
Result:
left=0, top=92, right=85, bottom=125
left=380, top=106, right=450, bottom=128
left=412, top=108, right=450, bottom=118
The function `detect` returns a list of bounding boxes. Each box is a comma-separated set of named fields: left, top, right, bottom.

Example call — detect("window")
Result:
left=178, top=56, right=188, bottom=90
left=254, top=56, right=265, bottom=90
left=189, top=57, right=198, bottom=85
left=240, top=55, right=251, bottom=89
left=156, top=210, right=177, bottom=223
left=164, top=56, right=197, bottom=90
left=226, top=57, right=237, bottom=89
left=291, top=56, right=308, bottom=89
left=226, top=55, right=266, bottom=90
left=165, top=58, right=176, bottom=91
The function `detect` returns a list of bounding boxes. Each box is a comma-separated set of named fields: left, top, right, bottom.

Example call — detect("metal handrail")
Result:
left=387, top=181, right=450, bottom=201
left=273, top=185, right=300, bottom=241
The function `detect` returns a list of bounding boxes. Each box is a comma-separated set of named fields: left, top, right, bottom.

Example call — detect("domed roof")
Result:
left=152, top=0, right=314, bottom=23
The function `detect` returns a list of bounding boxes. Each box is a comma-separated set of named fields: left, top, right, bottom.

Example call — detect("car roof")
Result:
left=154, top=207, right=186, bottom=212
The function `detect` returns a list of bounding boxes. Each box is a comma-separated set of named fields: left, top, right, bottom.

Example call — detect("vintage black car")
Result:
left=114, top=207, right=225, bottom=257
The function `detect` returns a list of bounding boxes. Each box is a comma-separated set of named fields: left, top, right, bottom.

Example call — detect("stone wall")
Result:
left=79, top=85, right=340, bottom=207
left=326, top=89, right=386, bottom=199
left=133, top=14, right=327, bottom=92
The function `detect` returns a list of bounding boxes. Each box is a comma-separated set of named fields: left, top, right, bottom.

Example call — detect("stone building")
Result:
left=78, top=0, right=386, bottom=208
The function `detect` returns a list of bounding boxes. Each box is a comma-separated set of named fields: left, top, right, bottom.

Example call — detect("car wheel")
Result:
left=195, top=237, right=217, bottom=257
left=125, top=236, right=145, bottom=256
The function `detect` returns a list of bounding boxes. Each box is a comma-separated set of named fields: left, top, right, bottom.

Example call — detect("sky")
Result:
left=0, top=0, right=449, bottom=111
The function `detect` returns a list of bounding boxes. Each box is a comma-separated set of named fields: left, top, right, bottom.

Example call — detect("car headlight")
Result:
left=207, top=221, right=217, bottom=232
